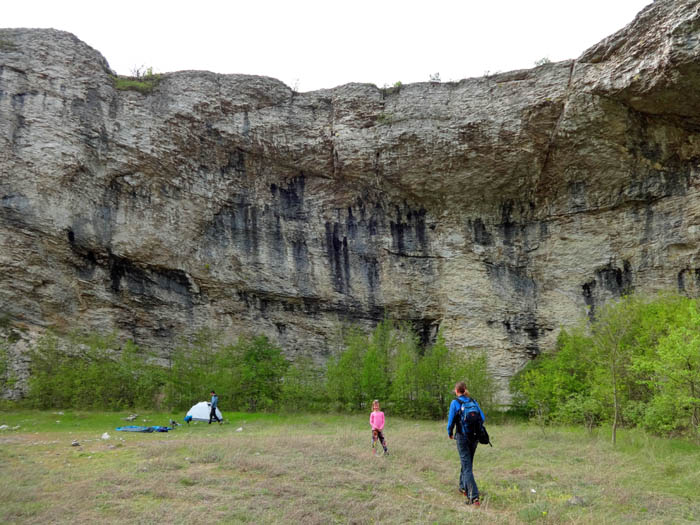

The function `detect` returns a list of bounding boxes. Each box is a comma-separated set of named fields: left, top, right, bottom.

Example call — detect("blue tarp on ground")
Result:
left=115, top=425, right=172, bottom=432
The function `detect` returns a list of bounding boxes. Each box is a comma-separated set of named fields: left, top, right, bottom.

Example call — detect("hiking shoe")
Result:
left=471, top=498, right=480, bottom=507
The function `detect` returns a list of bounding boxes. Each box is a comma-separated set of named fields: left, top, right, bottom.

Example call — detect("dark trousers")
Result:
left=456, top=434, right=479, bottom=500
left=372, top=429, right=387, bottom=450
left=209, top=406, right=221, bottom=423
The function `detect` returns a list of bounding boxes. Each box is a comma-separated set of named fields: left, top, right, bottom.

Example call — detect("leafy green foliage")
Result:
left=415, top=333, right=455, bottom=418
left=389, top=333, right=420, bottom=416
left=164, top=329, right=234, bottom=410
left=239, top=335, right=288, bottom=411
left=112, top=67, right=161, bottom=94
left=0, top=340, right=10, bottom=389
left=375, top=112, right=394, bottom=125
left=631, top=300, right=700, bottom=436
left=279, top=357, right=326, bottom=412
left=26, top=332, right=165, bottom=409
left=511, top=292, right=700, bottom=439
left=326, top=327, right=366, bottom=410
left=327, top=321, right=497, bottom=419
left=19, top=320, right=497, bottom=419
left=511, top=327, right=595, bottom=425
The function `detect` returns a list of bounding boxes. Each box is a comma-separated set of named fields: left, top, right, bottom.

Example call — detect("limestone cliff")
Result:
left=1, top=0, right=699, bottom=400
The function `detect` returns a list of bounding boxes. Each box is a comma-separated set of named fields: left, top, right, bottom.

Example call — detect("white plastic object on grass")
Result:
left=236, top=427, right=243, bottom=432
left=101, top=432, right=110, bottom=440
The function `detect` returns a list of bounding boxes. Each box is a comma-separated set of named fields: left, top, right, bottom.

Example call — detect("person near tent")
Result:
left=447, top=381, right=485, bottom=506
left=185, top=401, right=222, bottom=423
left=209, top=390, right=222, bottom=424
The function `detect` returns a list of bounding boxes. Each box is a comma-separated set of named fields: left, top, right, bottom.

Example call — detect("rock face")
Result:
left=1, top=0, right=700, bottom=400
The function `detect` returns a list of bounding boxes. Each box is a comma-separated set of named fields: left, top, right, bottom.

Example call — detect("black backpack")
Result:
left=458, top=398, right=492, bottom=447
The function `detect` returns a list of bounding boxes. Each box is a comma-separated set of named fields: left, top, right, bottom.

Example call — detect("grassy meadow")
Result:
left=0, top=410, right=698, bottom=524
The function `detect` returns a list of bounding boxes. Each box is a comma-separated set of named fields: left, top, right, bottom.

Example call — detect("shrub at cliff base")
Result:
left=511, top=292, right=700, bottom=440
left=26, top=333, right=164, bottom=410
left=326, top=320, right=497, bottom=418
left=26, top=330, right=291, bottom=413
left=21, top=320, right=497, bottom=420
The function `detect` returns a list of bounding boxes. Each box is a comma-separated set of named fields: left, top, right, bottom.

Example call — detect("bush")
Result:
left=112, top=67, right=161, bottom=94
left=511, top=292, right=700, bottom=439
left=326, top=327, right=366, bottom=410
left=19, top=321, right=499, bottom=421
left=280, top=357, right=326, bottom=412
left=328, top=321, right=498, bottom=419
left=26, top=332, right=164, bottom=409
left=0, top=340, right=13, bottom=391
left=239, top=335, right=288, bottom=411
left=510, top=327, right=595, bottom=424
left=556, top=393, right=604, bottom=432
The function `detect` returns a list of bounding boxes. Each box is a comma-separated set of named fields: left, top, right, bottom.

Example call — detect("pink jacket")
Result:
left=370, top=410, right=385, bottom=430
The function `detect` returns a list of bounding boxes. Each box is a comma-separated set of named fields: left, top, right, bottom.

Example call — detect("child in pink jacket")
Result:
left=370, top=399, right=389, bottom=455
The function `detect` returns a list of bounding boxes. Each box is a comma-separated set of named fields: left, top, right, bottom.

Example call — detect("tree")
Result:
left=361, top=319, right=395, bottom=402
left=416, top=333, right=454, bottom=418
left=326, top=328, right=365, bottom=410
left=633, top=300, right=700, bottom=437
left=590, top=296, right=639, bottom=445
left=280, top=357, right=326, bottom=412
left=510, top=326, right=595, bottom=427
left=390, top=335, right=420, bottom=417
left=239, top=335, right=288, bottom=411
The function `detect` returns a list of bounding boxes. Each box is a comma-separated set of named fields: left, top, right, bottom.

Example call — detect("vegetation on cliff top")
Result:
left=112, top=66, right=161, bottom=94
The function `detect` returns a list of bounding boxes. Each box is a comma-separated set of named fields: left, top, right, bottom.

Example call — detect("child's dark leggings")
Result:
left=372, top=429, right=387, bottom=451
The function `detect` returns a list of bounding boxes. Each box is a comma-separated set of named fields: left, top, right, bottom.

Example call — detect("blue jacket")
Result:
left=447, top=395, right=485, bottom=438
left=211, top=395, right=218, bottom=408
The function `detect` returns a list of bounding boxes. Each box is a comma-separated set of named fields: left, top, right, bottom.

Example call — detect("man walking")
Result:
left=447, top=381, right=485, bottom=506
left=209, top=390, right=222, bottom=424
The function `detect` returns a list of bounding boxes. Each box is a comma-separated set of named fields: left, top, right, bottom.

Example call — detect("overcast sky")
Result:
left=5, top=0, right=652, bottom=92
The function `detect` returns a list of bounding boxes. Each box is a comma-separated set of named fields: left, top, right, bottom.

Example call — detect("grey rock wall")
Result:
left=1, top=0, right=700, bottom=400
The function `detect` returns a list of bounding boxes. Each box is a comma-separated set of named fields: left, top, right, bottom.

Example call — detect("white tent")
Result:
left=186, top=401, right=222, bottom=422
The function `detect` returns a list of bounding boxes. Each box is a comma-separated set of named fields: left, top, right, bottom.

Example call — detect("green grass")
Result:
left=0, top=411, right=698, bottom=524
left=112, top=74, right=162, bottom=94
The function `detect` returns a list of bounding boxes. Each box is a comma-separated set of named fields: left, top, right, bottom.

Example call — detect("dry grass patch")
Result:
left=1, top=415, right=699, bottom=524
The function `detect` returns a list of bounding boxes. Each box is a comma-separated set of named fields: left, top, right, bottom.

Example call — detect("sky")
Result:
left=5, top=0, right=652, bottom=92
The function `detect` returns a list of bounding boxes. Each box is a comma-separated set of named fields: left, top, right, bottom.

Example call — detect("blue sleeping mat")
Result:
left=115, top=425, right=171, bottom=432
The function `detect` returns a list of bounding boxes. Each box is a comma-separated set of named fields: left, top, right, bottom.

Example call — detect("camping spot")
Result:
left=1, top=411, right=699, bottom=524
